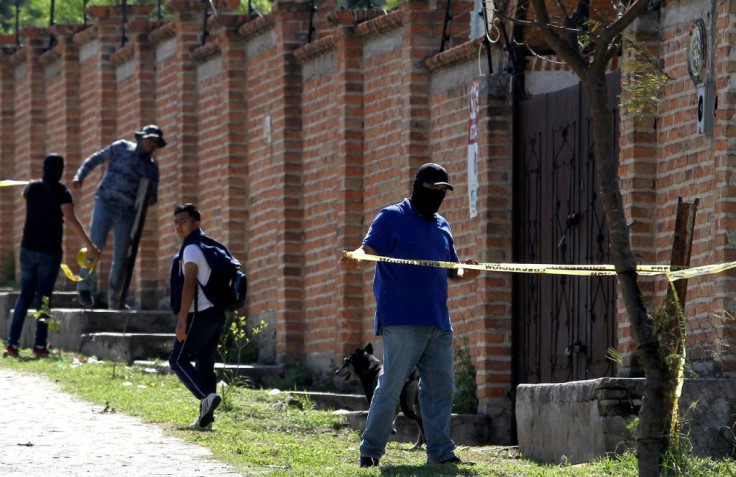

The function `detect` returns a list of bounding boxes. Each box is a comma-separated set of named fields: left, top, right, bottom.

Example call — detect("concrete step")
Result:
left=0, top=298, right=177, bottom=361
left=0, top=290, right=80, bottom=310
left=134, top=360, right=286, bottom=387
left=53, top=309, right=176, bottom=333
left=4, top=308, right=176, bottom=352
left=80, top=332, right=174, bottom=363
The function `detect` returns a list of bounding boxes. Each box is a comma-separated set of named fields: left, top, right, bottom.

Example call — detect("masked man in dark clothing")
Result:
left=4, top=154, right=99, bottom=357
left=341, top=163, right=479, bottom=467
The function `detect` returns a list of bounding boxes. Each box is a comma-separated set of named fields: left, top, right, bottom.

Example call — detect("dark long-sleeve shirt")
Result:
left=74, top=140, right=159, bottom=207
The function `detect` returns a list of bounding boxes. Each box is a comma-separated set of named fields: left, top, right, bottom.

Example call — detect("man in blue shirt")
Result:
left=341, top=163, right=479, bottom=467
left=72, top=125, right=164, bottom=308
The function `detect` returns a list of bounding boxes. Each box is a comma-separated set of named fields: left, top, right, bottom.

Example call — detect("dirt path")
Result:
left=0, top=368, right=241, bottom=476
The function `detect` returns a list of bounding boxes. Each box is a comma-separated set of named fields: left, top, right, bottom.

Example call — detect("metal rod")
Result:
left=480, top=2, right=494, bottom=75
left=84, top=0, right=89, bottom=26
left=48, top=0, right=57, bottom=50
left=307, top=0, right=317, bottom=44
left=248, top=0, right=262, bottom=16
left=440, top=0, right=453, bottom=52
left=157, top=0, right=163, bottom=21
left=201, top=0, right=210, bottom=46
left=15, top=0, right=21, bottom=46
left=497, top=19, right=516, bottom=73
left=121, top=0, right=128, bottom=47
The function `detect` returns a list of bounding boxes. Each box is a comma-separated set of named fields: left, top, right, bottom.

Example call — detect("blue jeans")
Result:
left=8, top=248, right=62, bottom=348
left=360, top=325, right=456, bottom=463
left=77, top=197, right=135, bottom=304
left=169, top=307, right=226, bottom=400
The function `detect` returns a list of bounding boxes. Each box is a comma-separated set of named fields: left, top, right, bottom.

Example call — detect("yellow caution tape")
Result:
left=0, top=180, right=29, bottom=186
left=666, top=261, right=736, bottom=281
left=60, top=247, right=99, bottom=282
left=76, top=247, right=99, bottom=270
left=60, top=264, right=85, bottom=282
left=343, top=251, right=736, bottom=282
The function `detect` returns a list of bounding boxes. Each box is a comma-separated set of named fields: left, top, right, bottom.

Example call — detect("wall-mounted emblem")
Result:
left=688, top=18, right=707, bottom=85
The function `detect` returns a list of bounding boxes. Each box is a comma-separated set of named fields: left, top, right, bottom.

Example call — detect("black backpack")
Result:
left=196, top=236, right=248, bottom=312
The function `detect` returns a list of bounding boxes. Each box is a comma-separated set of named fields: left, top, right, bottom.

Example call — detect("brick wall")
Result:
left=9, top=28, right=48, bottom=292
left=151, top=2, right=203, bottom=304
left=295, top=42, right=341, bottom=370
left=0, top=37, right=14, bottom=275
left=618, top=14, right=659, bottom=368
left=4, top=0, right=736, bottom=444
left=0, top=1, right=543, bottom=445
left=712, top=1, right=736, bottom=372
left=618, top=3, right=736, bottom=376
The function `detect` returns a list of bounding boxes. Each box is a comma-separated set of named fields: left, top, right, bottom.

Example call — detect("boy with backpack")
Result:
left=169, top=203, right=246, bottom=430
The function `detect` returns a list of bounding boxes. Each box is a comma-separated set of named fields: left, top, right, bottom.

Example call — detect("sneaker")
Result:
left=78, top=290, right=94, bottom=308
left=198, top=393, right=221, bottom=428
left=188, top=417, right=212, bottom=431
left=3, top=345, right=19, bottom=357
left=32, top=347, right=50, bottom=357
left=359, top=456, right=379, bottom=468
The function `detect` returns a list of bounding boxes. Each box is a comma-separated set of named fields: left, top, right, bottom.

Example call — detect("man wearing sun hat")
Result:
left=72, top=125, right=166, bottom=308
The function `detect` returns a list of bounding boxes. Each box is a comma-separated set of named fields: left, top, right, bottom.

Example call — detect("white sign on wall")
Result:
left=467, top=81, right=480, bottom=219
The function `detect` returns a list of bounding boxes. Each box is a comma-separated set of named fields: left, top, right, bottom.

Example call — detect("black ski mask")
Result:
left=410, top=163, right=453, bottom=219
left=42, top=154, right=64, bottom=184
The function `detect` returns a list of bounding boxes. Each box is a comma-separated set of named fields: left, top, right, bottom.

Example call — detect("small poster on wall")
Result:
left=467, top=81, right=480, bottom=218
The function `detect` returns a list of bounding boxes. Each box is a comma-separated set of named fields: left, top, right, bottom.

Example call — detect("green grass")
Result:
left=1, top=351, right=734, bottom=476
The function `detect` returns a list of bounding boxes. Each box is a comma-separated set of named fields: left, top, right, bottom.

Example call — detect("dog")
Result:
left=336, top=343, right=425, bottom=450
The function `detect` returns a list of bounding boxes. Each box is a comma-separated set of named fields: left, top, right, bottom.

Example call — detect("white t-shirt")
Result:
left=182, top=244, right=214, bottom=312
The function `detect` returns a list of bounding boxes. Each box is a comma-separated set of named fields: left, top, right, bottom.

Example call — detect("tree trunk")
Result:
left=583, top=74, right=674, bottom=476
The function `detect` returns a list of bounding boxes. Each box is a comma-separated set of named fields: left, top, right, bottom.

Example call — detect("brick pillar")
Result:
left=399, top=1, right=444, bottom=173
left=40, top=25, right=86, bottom=291
left=333, top=26, right=366, bottom=358
left=711, top=1, right=736, bottom=374
left=269, top=0, right=310, bottom=364
left=207, top=14, right=249, bottom=256
left=0, top=36, right=18, bottom=282
left=72, top=6, right=125, bottom=296
left=617, top=21, right=659, bottom=376
left=151, top=0, right=203, bottom=304
left=10, top=28, right=49, bottom=283
left=109, top=5, right=159, bottom=308
left=475, top=79, right=514, bottom=443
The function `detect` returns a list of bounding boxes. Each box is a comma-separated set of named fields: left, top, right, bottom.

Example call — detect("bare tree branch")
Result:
left=598, top=0, right=651, bottom=47
left=528, top=0, right=590, bottom=77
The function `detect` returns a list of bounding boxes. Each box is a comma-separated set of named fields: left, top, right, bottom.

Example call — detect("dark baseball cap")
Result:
left=414, top=163, right=453, bottom=190
left=134, top=124, right=166, bottom=148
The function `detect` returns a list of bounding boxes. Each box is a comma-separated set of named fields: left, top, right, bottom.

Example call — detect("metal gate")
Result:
left=514, top=76, right=620, bottom=384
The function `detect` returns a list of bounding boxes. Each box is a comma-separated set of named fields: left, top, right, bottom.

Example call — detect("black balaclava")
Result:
left=410, top=163, right=453, bottom=220
left=42, top=154, right=64, bottom=184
